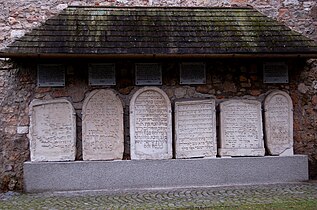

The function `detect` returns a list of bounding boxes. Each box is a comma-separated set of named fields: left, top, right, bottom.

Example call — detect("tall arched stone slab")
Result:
left=264, top=90, right=294, bottom=156
left=28, top=99, right=76, bottom=161
left=130, top=87, right=172, bottom=160
left=82, top=89, right=124, bottom=160
left=218, top=100, right=265, bottom=157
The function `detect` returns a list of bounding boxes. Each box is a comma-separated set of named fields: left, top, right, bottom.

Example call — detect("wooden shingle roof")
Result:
left=2, top=6, right=317, bottom=59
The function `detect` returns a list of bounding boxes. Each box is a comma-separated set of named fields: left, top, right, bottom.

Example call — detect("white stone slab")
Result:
left=28, top=99, right=76, bottom=161
left=174, top=99, right=217, bottom=158
left=264, top=90, right=294, bottom=156
left=82, top=89, right=124, bottom=160
left=130, top=87, right=172, bottom=160
left=218, top=100, right=265, bottom=157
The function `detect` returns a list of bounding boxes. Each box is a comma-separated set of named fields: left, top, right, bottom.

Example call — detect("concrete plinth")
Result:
left=24, top=155, right=308, bottom=193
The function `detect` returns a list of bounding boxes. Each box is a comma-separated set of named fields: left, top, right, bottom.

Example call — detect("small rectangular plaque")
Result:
left=135, top=63, right=162, bottom=85
left=180, top=63, right=206, bottom=84
left=263, top=62, right=288, bottom=83
left=37, top=64, right=65, bottom=87
left=88, top=63, right=116, bottom=86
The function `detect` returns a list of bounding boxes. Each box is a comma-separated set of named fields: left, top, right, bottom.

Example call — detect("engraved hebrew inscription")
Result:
left=219, top=100, right=265, bottom=157
left=130, top=87, right=172, bottom=160
left=174, top=99, right=216, bottom=158
left=82, top=89, right=124, bottom=160
left=28, top=99, right=76, bottom=161
left=264, top=91, right=293, bottom=156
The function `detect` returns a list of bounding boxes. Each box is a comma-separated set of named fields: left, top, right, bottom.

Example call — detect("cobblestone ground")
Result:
left=0, top=182, right=317, bottom=209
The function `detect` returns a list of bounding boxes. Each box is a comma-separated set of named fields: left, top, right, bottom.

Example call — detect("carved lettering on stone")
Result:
left=130, top=87, right=172, bottom=160
left=174, top=99, right=217, bottom=158
left=28, top=99, right=76, bottom=161
left=264, top=90, right=293, bottom=156
left=218, top=100, right=265, bottom=157
left=82, top=89, right=124, bottom=160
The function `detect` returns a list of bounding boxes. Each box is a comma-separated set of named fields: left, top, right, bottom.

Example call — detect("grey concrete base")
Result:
left=24, top=155, right=308, bottom=193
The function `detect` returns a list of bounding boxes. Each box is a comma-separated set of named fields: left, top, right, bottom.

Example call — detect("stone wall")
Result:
left=0, top=61, right=32, bottom=191
left=295, top=59, right=317, bottom=179
left=1, top=0, right=317, bottom=192
left=1, top=58, right=316, bottom=191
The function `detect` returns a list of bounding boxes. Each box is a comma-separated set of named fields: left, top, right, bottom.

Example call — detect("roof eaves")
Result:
left=1, top=52, right=317, bottom=60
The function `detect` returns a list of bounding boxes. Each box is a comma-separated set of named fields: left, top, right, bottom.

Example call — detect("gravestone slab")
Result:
left=28, top=99, right=76, bottom=161
left=130, top=87, right=172, bottom=160
left=174, top=99, right=217, bottom=158
left=264, top=90, right=293, bottom=156
left=219, top=100, right=265, bottom=157
left=82, top=89, right=124, bottom=160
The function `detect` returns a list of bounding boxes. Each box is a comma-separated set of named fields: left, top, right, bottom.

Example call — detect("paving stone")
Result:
left=0, top=182, right=317, bottom=209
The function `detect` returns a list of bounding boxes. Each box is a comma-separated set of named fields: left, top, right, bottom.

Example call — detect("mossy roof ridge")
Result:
left=2, top=6, right=317, bottom=58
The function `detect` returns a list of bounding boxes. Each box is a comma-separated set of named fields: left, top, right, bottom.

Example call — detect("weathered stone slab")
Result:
left=218, top=100, right=265, bottom=157
left=28, top=99, right=76, bottom=161
left=82, top=89, right=124, bottom=160
left=130, top=87, right=172, bottom=160
left=264, top=90, right=294, bottom=156
left=174, top=99, right=217, bottom=158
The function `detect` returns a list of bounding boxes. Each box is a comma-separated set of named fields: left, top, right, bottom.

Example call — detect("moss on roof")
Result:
left=2, top=6, right=317, bottom=57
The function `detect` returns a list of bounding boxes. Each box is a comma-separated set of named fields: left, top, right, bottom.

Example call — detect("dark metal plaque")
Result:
left=135, top=63, right=162, bottom=85
left=88, top=63, right=116, bottom=86
left=263, top=62, right=289, bottom=83
left=180, top=63, right=206, bottom=84
left=37, top=64, right=65, bottom=87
